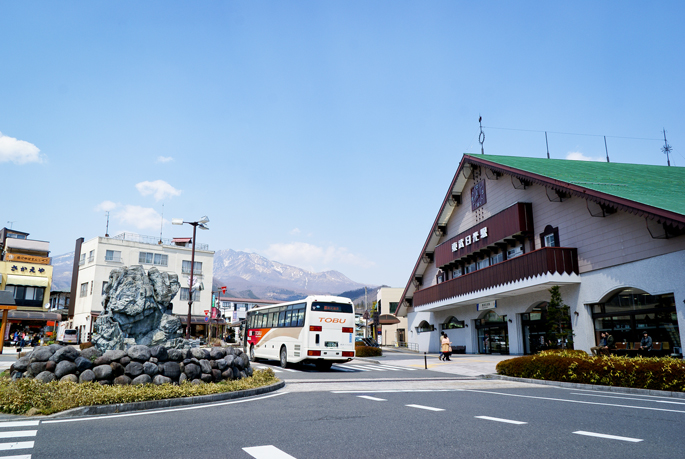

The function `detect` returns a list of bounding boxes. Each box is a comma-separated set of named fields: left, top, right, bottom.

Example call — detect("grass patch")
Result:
left=0, top=369, right=279, bottom=416
left=496, top=350, right=685, bottom=392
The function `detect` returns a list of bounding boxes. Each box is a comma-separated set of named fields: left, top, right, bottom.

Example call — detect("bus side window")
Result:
left=278, top=309, right=286, bottom=327
left=296, top=307, right=305, bottom=327
left=260, top=313, right=267, bottom=328
left=270, top=312, right=278, bottom=327
left=284, top=308, right=292, bottom=327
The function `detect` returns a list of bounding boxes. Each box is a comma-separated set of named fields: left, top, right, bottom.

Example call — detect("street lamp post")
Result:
left=172, top=216, right=209, bottom=340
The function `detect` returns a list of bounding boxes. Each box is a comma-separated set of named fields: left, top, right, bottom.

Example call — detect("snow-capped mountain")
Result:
left=50, top=249, right=371, bottom=301
left=213, top=249, right=368, bottom=300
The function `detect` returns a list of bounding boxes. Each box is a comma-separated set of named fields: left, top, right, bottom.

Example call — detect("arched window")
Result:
left=416, top=320, right=434, bottom=333
left=441, top=316, right=465, bottom=330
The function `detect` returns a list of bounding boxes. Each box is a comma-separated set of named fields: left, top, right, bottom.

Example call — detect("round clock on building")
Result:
left=471, top=180, right=487, bottom=211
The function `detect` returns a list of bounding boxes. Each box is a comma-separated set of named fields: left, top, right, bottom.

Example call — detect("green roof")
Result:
left=465, top=154, right=685, bottom=217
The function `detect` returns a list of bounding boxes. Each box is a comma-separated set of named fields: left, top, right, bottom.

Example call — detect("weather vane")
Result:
left=662, top=128, right=672, bottom=167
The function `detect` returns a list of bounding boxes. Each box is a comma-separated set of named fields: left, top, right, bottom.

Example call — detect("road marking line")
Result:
left=0, top=442, right=34, bottom=452
left=333, top=389, right=454, bottom=393
left=379, top=365, right=417, bottom=371
left=42, top=392, right=288, bottom=424
left=343, top=365, right=371, bottom=372
left=475, top=416, right=527, bottom=425
left=0, top=423, right=38, bottom=429
left=573, top=431, right=643, bottom=442
left=0, top=432, right=36, bottom=439
left=0, top=455, right=32, bottom=459
left=243, top=445, right=297, bottom=458
left=357, top=396, right=386, bottom=402
left=570, top=392, right=685, bottom=405
left=406, top=404, right=445, bottom=412
left=376, top=365, right=403, bottom=371
left=457, top=389, right=685, bottom=415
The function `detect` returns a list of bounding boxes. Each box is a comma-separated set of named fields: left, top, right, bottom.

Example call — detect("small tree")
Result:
left=545, top=286, right=574, bottom=349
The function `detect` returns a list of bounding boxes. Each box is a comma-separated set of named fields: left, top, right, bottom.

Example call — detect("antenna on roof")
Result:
left=545, top=132, right=550, bottom=159
left=6, top=221, right=15, bottom=230
left=159, top=204, right=164, bottom=244
left=479, top=116, right=485, bottom=154
left=105, top=212, right=110, bottom=237
left=604, top=136, right=610, bottom=163
left=662, top=128, right=672, bottom=166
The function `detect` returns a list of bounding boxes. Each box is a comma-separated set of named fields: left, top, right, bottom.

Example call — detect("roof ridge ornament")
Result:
left=662, top=128, right=672, bottom=167
left=479, top=116, right=485, bottom=155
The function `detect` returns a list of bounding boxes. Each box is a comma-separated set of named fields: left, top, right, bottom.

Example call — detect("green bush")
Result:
left=0, top=369, right=279, bottom=415
left=496, top=350, right=685, bottom=392
left=355, top=346, right=382, bottom=357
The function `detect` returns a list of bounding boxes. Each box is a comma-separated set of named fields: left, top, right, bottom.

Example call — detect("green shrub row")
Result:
left=355, top=346, right=382, bottom=357
left=0, top=368, right=279, bottom=416
left=496, top=350, right=685, bottom=392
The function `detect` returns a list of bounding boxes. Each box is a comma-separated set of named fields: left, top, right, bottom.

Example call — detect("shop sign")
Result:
left=5, top=253, right=50, bottom=265
left=477, top=300, right=497, bottom=311
left=452, top=227, right=488, bottom=252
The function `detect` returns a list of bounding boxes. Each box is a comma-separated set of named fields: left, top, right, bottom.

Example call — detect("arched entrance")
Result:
left=476, top=310, right=509, bottom=354
left=521, top=302, right=573, bottom=354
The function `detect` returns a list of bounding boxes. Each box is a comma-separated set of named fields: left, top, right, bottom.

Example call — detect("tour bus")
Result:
left=244, top=295, right=355, bottom=370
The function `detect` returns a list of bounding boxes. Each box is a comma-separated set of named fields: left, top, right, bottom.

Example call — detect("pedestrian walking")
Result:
left=441, top=333, right=452, bottom=361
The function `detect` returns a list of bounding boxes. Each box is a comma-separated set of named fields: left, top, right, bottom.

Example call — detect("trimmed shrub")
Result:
left=496, top=350, right=685, bottom=392
left=79, top=342, right=94, bottom=350
left=355, top=346, right=382, bottom=358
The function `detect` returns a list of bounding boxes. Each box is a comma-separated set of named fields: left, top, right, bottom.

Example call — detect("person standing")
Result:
left=441, top=333, right=452, bottom=361
left=604, top=331, right=615, bottom=354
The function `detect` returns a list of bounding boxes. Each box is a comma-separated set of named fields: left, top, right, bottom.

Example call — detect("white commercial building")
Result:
left=70, top=233, right=214, bottom=343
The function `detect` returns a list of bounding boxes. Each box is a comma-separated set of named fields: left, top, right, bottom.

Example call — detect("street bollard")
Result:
left=424, top=351, right=427, bottom=369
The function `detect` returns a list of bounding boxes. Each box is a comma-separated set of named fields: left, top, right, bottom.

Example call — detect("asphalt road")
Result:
left=8, top=379, right=683, bottom=458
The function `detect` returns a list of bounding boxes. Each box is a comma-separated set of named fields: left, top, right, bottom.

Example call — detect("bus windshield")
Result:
left=311, top=302, right=353, bottom=313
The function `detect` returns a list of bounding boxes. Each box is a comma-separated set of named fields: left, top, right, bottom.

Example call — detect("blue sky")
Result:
left=1, top=1, right=683, bottom=288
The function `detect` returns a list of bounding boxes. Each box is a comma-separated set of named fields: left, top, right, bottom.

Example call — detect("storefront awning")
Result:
left=8, top=311, right=62, bottom=321
left=379, top=314, right=401, bottom=325
left=6, top=274, right=49, bottom=287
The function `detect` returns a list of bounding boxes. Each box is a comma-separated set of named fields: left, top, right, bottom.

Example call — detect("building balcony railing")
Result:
left=413, top=247, right=579, bottom=307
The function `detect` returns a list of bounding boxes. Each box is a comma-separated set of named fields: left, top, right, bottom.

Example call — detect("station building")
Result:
left=70, top=233, right=214, bottom=343
left=396, top=154, right=685, bottom=356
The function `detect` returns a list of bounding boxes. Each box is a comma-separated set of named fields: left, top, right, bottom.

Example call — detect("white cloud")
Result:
left=94, top=201, right=118, bottom=212
left=0, top=131, right=44, bottom=164
left=115, top=205, right=165, bottom=230
left=156, top=156, right=174, bottom=163
left=289, top=228, right=301, bottom=235
left=135, top=180, right=182, bottom=201
left=263, top=242, right=375, bottom=271
left=566, top=152, right=604, bottom=162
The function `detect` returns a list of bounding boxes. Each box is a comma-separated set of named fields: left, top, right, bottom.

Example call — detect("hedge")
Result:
left=355, top=346, right=382, bottom=358
left=496, top=350, right=685, bottom=392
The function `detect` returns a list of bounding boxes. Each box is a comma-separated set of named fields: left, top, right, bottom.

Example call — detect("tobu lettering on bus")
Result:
left=319, top=317, right=347, bottom=323
left=244, top=295, right=356, bottom=371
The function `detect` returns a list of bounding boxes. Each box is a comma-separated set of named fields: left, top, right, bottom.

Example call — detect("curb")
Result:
left=44, top=380, right=286, bottom=418
left=481, top=374, right=685, bottom=399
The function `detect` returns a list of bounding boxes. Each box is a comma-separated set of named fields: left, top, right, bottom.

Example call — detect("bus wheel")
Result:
left=279, top=346, right=288, bottom=368
left=249, top=345, right=256, bottom=362
left=315, top=361, right=332, bottom=371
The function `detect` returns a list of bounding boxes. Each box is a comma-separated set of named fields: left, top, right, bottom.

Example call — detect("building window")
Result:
left=79, top=254, right=86, bottom=266
left=490, top=252, right=503, bottom=265
left=180, top=288, right=201, bottom=301
left=5, top=285, right=45, bottom=307
left=416, top=320, right=434, bottom=333
left=80, top=283, right=88, bottom=297
left=88, top=250, right=94, bottom=263
left=477, top=258, right=490, bottom=270
left=465, top=262, right=477, bottom=274
left=389, top=302, right=399, bottom=314
left=452, top=267, right=462, bottom=278
left=182, top=260, right=202, bottom=274
left=441, top=316, right=465, bottom=330
left=139, top=252, right=168, bottom=266
left=507, top=245, right=524, bottom=259
left=105, top=250, right=122, bottom=262
left=540, top=225, right=560, bottom=248
left=90, top=281, right=93, bottom=295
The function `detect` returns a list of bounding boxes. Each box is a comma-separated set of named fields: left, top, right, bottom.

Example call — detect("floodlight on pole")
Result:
left=172, top=216, right=210, bottom=339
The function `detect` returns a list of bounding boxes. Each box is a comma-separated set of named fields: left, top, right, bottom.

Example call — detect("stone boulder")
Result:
left=160, top=362, right=181, bottom=380
left=29, top=346, right=54, bottom=362
left=79, top=370, right=96, bottom=383
left=35, top=371, right=57, bottom=383
left=210, top=347, right=226, bottom=359
left=143, top=362, right=159, bottom=377
left=110, top=362, right=125, bottom=377
left=131, top=374, right=152, bottom=385
left=125, top=362, right=144, bottom=378
left=61, top=374, right=79, bottom=383
left=114, top=375, right=132, bottom=385
left=184, top=363, right=201, bottom=380
left=103, top=350, right=127, bottom=362
left=29, top=362, right=47, bottom=376
left=153, top=375, right=172, bottom=385
left=75, top=356, right=93, bottom=372
left=199, top=360, right=212, bottom=375
left=93, top=364, right=114, bottom=381
left=49, top=346, right=80, bottom=363
left=128, top=345, right=151, bottom=362
left=80, top=346, right=102, bottom=361
left=55, top=361, right=77, bottom=379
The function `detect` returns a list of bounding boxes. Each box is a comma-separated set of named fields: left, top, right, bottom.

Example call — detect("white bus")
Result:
left=244, top=295, right=355, bottom=370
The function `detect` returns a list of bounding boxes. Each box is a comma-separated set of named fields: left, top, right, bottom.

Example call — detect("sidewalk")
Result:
left=378, top=347, right=515, bottom=376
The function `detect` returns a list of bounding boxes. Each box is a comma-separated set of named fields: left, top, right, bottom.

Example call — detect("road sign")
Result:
left=204, top=316, right=209, bottom=322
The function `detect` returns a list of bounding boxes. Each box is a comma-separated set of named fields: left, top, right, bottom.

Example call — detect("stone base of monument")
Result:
left=10, top=344, right=253, bottom=385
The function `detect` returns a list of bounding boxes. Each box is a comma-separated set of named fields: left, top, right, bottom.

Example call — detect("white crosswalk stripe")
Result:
left=0, top=419, right=40, bottom=459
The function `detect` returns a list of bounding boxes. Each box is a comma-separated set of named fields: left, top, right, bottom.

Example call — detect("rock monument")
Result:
left=92, top=265, right=192, bottom=351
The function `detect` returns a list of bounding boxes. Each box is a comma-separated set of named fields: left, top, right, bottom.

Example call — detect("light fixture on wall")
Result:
left=508, top=319, right=513, bottom=323
left=574, top=311, right=579, bottom=316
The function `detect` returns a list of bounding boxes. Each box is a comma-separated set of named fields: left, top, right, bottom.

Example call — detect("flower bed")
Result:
left=496, top=350, right=685, bottom=392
